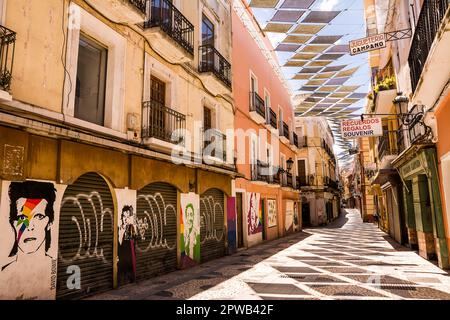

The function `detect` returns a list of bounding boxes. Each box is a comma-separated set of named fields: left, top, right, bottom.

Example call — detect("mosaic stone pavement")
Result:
left=89, top=209, right=450, bottom=300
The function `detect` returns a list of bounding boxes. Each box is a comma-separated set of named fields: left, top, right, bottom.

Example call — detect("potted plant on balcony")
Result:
left=374, top=76, right=397, bottom=94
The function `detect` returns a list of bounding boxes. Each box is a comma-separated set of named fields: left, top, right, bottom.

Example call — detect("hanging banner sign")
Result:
left=349, top=34, right=386, bottom=55
left=341, top=118, right=383, bottom=139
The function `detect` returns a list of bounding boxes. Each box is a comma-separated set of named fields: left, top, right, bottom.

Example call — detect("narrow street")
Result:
left=90, top=210, right=450, bottom=300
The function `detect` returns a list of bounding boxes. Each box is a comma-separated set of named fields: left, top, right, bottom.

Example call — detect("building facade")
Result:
left=295, top=117, right=340, bottom=227
left=361, top=0, right=450, bottom=269
left=232, top=2, right=301, bottom=249
left=0, top=0, right=239, bottom=300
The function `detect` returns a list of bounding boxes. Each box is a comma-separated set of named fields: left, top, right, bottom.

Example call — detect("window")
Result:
left=202, top=14, right=214, bottom=46
left=298, top=159, right=306, bottom=178
left=149, top=76, right=166, bottom=134
left=250, top=74, right=257, bottom=93
left=203, top=106, right=212, bottom=130
left=64, top=4, right=126, bottom=132
left=75, top=35, right=108, bottom=126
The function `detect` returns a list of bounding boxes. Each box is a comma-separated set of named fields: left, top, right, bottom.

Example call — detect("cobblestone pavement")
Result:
left=89, top=209, right=450, bottom=300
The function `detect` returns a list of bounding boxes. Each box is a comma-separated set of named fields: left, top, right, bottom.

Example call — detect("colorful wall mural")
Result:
left=180, top=193, right=200, bottom=268
left=267, top=199, right=277, bottom=228
left=116, top=188, right=138, bottom=286
left=227, top=197, right=237, bottom=254
left=0, top=180, right=66, bottom=300
left=247, top=192, right=262, bottom=235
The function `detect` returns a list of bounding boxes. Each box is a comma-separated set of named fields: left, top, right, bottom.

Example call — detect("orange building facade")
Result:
left=231, top=7, right=301, bottom=249
left=436, top=92, right=450, bottom=261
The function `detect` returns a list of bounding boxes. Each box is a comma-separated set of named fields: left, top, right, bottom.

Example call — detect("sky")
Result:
left=245, top=0, right=371, bottom=169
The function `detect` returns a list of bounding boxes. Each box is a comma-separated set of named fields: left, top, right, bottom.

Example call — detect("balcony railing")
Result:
left=408, top=0, right=449, bottom=93
left=267, top=166, right=281, bottom=185
left=250, top=92, right=266, bottom=119
left=145, top=0, right=194, bottom=55
left=251, top=161, right=270, bottom=183
left=286, top=172, right=294, bottom=188
left=142, top=99, right=186, bottom=144
left=0, top=26, right=16, bottom=91
left=297, top=175, right=312, bottom=187
left=203, top=128, right=227, bottom=161
left=266, top=108, right=277, bottom=129
left=292, top=132, right=299, bottom=148
left=199, top=45, right=232, bottom=88
left=280, top=121, right=290, bottom=140
left=378, top=131, right=397, bottom=160
left=130, top=0, right=148, bottom=14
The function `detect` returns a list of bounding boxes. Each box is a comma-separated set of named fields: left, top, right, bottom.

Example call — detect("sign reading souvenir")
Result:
left=341, top=118, right=383, bottom=139
left=349, top=34, right=386, bottom=55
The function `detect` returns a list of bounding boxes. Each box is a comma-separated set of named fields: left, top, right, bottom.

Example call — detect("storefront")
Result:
left=393, top=144, right=449, bottom=269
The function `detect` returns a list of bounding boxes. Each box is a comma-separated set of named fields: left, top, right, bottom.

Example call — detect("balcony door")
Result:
left=201, top=14, right=215, bottom=71
left=150, top=76, right=166, bottom=138
left=152, top=0, right=173, bottom=26
left=298, top=159, right=306, bottom=184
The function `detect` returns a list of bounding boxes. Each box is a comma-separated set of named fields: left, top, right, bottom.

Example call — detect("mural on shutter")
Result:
left=136, top=182, right=177, bottom=281
left=57, top=172, right=114, bottom=300
left=200, top=189, right=225, bottom=263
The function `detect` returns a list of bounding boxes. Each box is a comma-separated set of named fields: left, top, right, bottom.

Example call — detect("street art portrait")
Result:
left=180, top=193, right=200, bottom=268
left=267, top=199, right=277, bottom=228
left=115, top=188, right=139, bottom=286
left=118, top=205, right=138, bottom=285
left=247, top=192, right=262, bottom=235
left=0, top=180, right=64, bottom=300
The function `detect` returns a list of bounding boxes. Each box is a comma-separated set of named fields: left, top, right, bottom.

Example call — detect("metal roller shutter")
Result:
left=57, top=172, right=114, bottom=300
left=136, top=182, right=178, bottom=281
left=200, top=189, right=225, bottom=263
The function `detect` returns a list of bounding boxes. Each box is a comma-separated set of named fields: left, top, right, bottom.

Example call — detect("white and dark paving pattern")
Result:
left=89, top=209, right=450, bottom=300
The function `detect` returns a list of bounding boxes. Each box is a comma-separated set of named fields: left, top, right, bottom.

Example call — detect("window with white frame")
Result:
left=64, top=3, right=126, bottom=131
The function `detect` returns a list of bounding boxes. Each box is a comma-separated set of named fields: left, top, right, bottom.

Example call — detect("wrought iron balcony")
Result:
left=130, top=0, right=148, bottom=14
left=408, top=0, right=449, bottom=93
left=0, top=25, right=16, bottom=91
left=145, top=0, right=194, bottom=55
left=199, top=45, right=232, bottom=88
left=292, top=132, right=299, bottom=148
left=286, top=172, right=294, bottom=188
left=377, top=130, right=398, bottom=160
left=142, top=99, right=186, bottom=144
left=251, top=161, right=270, bottom=183
left=328, top=179, right=339, bottom=190
left=280, top=121, right=290, bottom=141
left=266, top=108, right=278, bottom=129
left=297, top=175, right=312, bottom=187
left=267, top=166, right=281, bottom=185
left=250, top=92, right=266, bottom=119
left=203, top=128, right=227, bottom=161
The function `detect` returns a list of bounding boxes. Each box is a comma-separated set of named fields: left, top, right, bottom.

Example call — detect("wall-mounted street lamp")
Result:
left=393, top=93, right=409, bottom=118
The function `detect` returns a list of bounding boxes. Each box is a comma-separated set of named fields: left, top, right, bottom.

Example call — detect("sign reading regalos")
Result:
left=349, top=34, right=386, bottom=55
left=341, top=118, right=383, bottom=139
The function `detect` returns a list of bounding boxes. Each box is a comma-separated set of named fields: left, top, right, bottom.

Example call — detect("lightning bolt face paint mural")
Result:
left=16, top=198, right=45, bottom=247
left=0, top=180, right=65, bottom=300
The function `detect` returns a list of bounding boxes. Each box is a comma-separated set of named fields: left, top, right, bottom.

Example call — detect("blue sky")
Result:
left=245, top=0, right=371, bottom=166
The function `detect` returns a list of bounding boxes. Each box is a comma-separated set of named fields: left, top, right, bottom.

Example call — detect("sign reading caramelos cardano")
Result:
left=349, top=34, right=386, bottom=56
left=341, top=118, right=383, bottom=139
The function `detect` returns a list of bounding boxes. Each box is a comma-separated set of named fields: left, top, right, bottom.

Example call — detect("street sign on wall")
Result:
left=341, top=118, right=383, bottom=139
left=349, top=34, right=386, bottom=55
